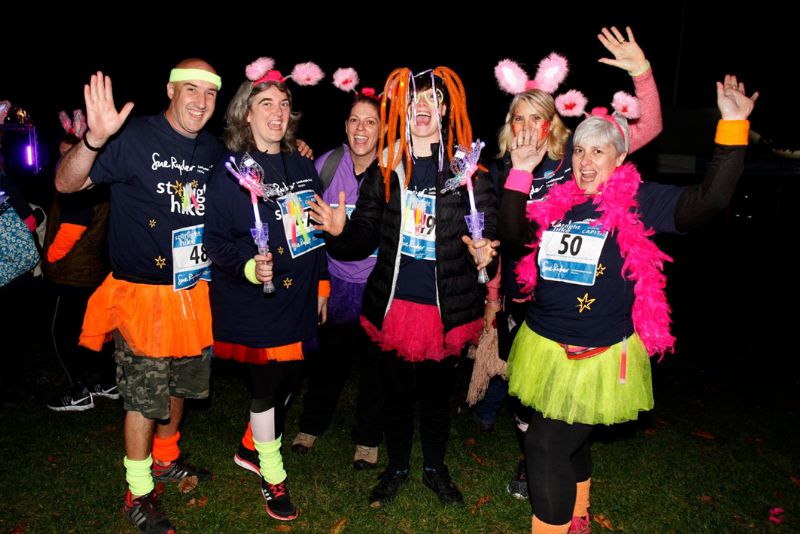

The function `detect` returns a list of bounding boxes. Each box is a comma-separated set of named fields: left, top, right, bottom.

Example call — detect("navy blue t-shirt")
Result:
left=205, top=150, right=327, bottom=348
left=527, top=181, right=684, bottom=346
left=89, top=114, right=224, bottom=284
left=394, top=156, right=439, bottom=305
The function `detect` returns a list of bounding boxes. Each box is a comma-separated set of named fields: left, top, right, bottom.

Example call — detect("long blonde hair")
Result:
left=496, top=89, right=570, bottom=161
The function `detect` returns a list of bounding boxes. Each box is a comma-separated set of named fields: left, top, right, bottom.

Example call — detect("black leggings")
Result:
left=244, top=361, right=303, bottom=439
left=524, top=411, right=593, bottom=524
left=382, top=354, right=460, bottom=470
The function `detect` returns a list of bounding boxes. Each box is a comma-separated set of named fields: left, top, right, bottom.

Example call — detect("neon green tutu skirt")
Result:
left=507, top=323, right=653, bottom=425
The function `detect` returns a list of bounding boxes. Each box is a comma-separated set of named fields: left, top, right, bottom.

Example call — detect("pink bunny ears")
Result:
left=495, top=53, right=569, bottom=95
left=495, top=53, right=588, bottom=118
left=245, top=57, right=325, bottom=86
left=494, top=53, right=640, bottom=120
left=332, top=67, right=380, bottom=101
left=59, top=110, right=87, bottom=139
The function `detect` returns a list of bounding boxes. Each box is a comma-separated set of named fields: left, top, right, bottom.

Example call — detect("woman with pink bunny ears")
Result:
left=204, top=56, right=326, bottom=523
left=499, top=73, right=757, bottom=533
left=483, top=25, right=664, bottom=507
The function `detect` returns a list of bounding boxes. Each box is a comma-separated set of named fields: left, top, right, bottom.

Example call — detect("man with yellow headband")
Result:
left=56, top=58, right=223, bottom=534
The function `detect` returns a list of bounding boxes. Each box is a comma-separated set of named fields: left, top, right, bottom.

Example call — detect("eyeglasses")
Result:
left=412, top=88, right=444, bottom=105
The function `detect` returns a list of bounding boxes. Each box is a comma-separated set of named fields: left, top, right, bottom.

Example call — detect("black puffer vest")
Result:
left=326, top=149, right=497, bottom=333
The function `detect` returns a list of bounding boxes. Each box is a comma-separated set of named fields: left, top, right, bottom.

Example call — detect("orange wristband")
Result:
left=318, top=280, right=331, bottom=298
left=715, top=120, right=749, bottom=146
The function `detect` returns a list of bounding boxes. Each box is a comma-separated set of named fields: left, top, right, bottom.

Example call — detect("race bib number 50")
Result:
left=538, top=220, right=608, bottom=286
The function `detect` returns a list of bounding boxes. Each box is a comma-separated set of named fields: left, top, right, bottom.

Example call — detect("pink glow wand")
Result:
left=448, top=140, right=489, bottom=283
left=226, top=155, right=276, bottom=294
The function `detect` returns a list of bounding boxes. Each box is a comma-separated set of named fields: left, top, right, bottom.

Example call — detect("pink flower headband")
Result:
left=59, top=109, right=87, bottom=139
left=581, top=97, right=642, bottom=151
left=332, top=67, right=380, bottom=101
left=558, top=91, right=641, bottom=120
left=245, top=57, right=325, bottom=86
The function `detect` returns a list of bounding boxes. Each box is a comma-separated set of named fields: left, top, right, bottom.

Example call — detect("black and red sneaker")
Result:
left=261, top=478, right=298, bottom=521
left=152, top=456, right=213, bottom=483
left=124, top=490, right=176, bottom=534
left=233, top=443, right=261, bottom=476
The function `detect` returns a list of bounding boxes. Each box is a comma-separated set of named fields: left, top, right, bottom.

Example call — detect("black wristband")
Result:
left=82, top=134, right=103, bottom=152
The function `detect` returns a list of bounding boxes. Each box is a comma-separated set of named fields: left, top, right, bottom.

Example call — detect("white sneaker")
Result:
left=46, top=387, right=94, bottom=412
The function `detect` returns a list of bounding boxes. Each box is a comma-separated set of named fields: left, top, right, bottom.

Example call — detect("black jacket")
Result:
left=326, top=153, right=498, bottom=333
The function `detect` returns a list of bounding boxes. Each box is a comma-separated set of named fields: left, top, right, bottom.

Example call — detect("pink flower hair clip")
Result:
left=332, top=67, right=381, bottom=101
left=59, top=109, right=87, bottom=138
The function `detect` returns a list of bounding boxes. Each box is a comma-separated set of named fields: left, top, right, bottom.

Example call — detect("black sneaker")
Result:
left=472, top=413, right=495, bottom=432
left=422, top=465, right=464, bottom=505
left=368, top=468, right=409, bottom=507
left=234, top=443, right=261, bottom=476
left=506, top=458, right=528, bottom=500
left=152, top=456, right=213, bottom=482
left=261, top=478, right=298, bottom=521
left=46, top=386, right=94, bottom=412
left=92, top=382, right=120, bottom=400
left=124, top=490, right=176, bottom=534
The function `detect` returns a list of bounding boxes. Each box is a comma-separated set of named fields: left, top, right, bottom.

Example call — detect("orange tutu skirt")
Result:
left=79, top=274, right=212, bottom=358
left=212, top=341, right=303, bottom=365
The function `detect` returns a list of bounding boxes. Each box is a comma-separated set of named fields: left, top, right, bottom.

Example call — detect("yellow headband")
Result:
left=169, top=68, right=222, bottom=90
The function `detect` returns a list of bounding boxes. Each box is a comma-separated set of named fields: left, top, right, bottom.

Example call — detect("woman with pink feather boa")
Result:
left=486, top=26, right=663, bottom=504
left=498, top=72, right=757, bottom=533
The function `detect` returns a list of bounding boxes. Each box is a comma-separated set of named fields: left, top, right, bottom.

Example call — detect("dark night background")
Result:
left=1, top=6, right=795, bottom=166
left=1, top=6, right=796, bottom=373
left=0, top=9, right=797, bottom=532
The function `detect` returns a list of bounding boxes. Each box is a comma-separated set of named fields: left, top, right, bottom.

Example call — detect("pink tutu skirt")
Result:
left=361, top=299, right=481, bottom=362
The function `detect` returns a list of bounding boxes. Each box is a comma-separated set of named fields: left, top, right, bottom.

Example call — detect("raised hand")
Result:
left=510, top=127, right=548, bottom=173
left=597, top=26, right=649, bottom=76
left=308, top=191, right=347, bottom=236
left=83, top=71, right=135, bottom=147
left=717, top=75, right=758, bottom=121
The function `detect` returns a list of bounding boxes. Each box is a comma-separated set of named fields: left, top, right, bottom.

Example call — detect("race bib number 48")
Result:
left=172, top=224, right=211, bottom=291
left=538, top=220, right=608, bottom=286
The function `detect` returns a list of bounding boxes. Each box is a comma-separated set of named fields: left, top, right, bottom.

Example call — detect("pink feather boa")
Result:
left=515, top=163, right=675, bottom=357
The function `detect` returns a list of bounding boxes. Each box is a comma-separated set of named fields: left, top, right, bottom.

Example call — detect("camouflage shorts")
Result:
left=113, top=332, right=211, bottom=420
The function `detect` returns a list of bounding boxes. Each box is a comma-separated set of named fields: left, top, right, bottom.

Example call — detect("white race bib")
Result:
left=276, top=190, right=325, bottom=258
left=400, top=191, right=436, bottom=260
left=172, top=224, right=211, bottom=290
left=538, top=220, right=608, bottom=286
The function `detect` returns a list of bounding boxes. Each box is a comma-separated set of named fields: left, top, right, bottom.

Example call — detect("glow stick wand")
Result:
left=225, top=155, right=276, bottom=293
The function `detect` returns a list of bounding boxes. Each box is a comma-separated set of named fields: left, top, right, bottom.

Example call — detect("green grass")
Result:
left=1, top=339, right=798, bottom=533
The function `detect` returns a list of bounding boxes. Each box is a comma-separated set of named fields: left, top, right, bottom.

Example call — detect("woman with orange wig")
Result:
left=310, top=66, right=498, bottom=507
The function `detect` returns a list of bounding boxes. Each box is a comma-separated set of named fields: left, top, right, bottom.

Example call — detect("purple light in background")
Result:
left=25, top=145, right=33, bottom=166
